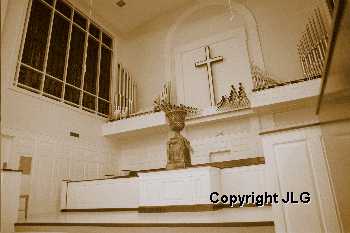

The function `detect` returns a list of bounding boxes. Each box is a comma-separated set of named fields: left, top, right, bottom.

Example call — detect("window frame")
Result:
left=14, top=0, right=114, bottom=118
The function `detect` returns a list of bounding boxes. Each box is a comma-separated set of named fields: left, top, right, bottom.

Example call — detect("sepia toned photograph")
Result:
left=1, top=0, right=349, bottom=232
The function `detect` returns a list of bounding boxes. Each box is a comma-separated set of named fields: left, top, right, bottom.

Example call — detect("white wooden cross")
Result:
left=194, top=46, right=223, bottom=107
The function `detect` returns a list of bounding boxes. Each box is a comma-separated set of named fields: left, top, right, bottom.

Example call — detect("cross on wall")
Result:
left=194, top=46, right=223, bottom=107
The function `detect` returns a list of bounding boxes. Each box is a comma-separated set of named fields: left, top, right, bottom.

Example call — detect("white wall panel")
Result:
left=262, top=127, right=341, bottom=233
left=221, top=165, right=266, bottom=196
left=65, top=177, right=139, bottom=209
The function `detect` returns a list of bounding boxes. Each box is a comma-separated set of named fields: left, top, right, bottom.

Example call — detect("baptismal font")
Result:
left=158, top=101, right=197, bottom=169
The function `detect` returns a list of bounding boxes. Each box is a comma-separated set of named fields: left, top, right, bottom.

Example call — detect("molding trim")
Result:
left=61, top=203, right=271, bottom=213
left=139, top=204, right=216, bottom=213
left=259, top=118, right=350, bottom=135
left=139, top=203, right=271, bottom=213
left=65, top=156, right=265, bottom=183
left=1, top=168, right=23, bottom=173
left=65, top=157, right=265, bottom=183
left=15, top=221, right=274, bottom=227
left=67, top=174, right=138, bottom=183
left=61, top=208, right=138, bottom=212
left=259, top=122, right=321, bottom=135
left=137, top=157, right=265, bottom=174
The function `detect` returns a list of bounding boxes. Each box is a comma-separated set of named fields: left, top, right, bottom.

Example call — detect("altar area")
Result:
left=2, top=0, right=347, bottom=232
left=14, top=75, right=341, bottom=233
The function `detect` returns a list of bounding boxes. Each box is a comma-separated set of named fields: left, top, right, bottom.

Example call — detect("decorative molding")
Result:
left=260, top=118, right=350, bottom=135
left=139, top=204, right=216, bottom=213
left=66, top=174, right=137, bottom=183
left=62, top=157, right=264, bottom=183
left=61, top=208, right=138, bottom=212
left=139, top=203, right=271, bottom=213
left=260, top=122, right=321, bottom=135
left=136, top=157, right=265, bottom=174
left=15, top=221, right=274, bottom=227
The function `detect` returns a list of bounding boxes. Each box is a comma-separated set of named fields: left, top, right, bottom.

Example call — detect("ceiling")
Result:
left=75, top=0, right=194, bottom=35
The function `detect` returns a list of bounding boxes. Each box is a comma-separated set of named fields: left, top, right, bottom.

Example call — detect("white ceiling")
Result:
left=76, top=0, right=194, bottom=35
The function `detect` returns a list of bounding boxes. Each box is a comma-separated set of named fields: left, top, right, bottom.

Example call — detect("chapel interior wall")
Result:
left=119, top=0, right=319, bottom=111
left=115, top=103, right=320, bottom=173
left=115, top=115, right=262, bottom=172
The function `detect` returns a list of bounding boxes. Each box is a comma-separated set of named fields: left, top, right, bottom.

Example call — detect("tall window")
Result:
left=15, top=0, right=113, bottom=117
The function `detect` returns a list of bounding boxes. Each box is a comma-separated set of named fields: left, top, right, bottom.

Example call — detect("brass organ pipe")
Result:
left=133, top=82, right=136, bottom=113
left=117, top=64, right=121, bottom=107
left=300, top=35, right=307, bottom=78
left=126, top=72, right=129, bottom=111
left=297, top=43, right=307, bottom=77
left=133, top=83, right=136, bottom=112
left=316, top=8, right=328, bottom=55
left=310, top=18, right=324, bottom=72
left=302, top=33, right=312, bottom=78
left=131, top=80, right=134, bottom=113
left=121, top=68, right=124, bottom=110
left=120, top=68, right=122, bottom=110
left=311, top=16, right=325, bottom=61
left=132, top=80, right=134, bottom=113
left=127, top=73, right=131, bottom=112
left=125, top=69, right=128, bottom=111
left=129, top=74, right=132, bottom=112
left=304, top=30, right=317, bottom=77
left=132, top=80, right=135, bottom=113
left=123, top=68, right=126, bottom=110
left=122, top=69, right=124, bottom=110
left=307, top=22, right=322, bottom=74
left=316, top=7, right=328, bottom=40
left=129, top=75, right=132, bottom=112
left=316, top=7, right=328, bottom=57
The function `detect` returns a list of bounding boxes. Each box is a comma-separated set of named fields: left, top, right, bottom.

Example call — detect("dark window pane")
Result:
left=89, top=23, right=100, bottom=39
left=64, top=85, right=80, bottom=104
left=21, top=0, right=51, bottom=71
left=98, top=47, right=111, bottom=100
left=83, top=93, right=96, bottom=110
left=55, top=0, right=72, bottom=18
left=43, top=76, right=62, bottom=98
left=102, top=33, right=112, bottom=48
left=98, top=100, right=109, bottom=115
left=66, top=26, right=85, bottom=88
left=42, top=0, right=54, bottom=6
left=18, top=65, right=43, bottom=90
left=73, top=11, right=87, bottom=29
left=84, top=37, right=99, bottom=93
left=46, top=13, right=70, bottom=80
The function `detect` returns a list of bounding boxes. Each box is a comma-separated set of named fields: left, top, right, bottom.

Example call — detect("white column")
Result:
left=1, top=170, right=22, bottom=233
left=261, top=126, right=341, bottom=233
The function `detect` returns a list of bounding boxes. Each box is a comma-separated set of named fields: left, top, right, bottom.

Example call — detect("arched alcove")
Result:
left=164, top=1, right=265, bottom=95
left=163, top=1, right=264, bottom=105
